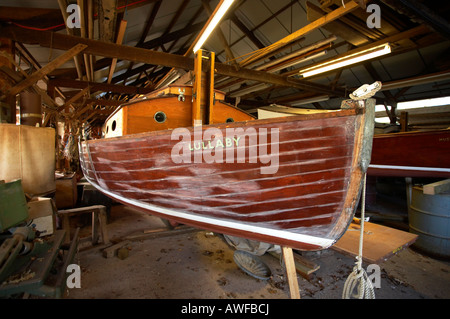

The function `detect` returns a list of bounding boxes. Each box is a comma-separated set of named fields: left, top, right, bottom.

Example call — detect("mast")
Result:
left=192, top=49, right=215, bottom=126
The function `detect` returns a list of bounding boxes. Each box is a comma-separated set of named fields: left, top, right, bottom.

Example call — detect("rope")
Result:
left=342, top=173, right=376, bottom=299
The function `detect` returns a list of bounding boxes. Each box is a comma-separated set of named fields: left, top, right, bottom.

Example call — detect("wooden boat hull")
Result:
left=79, top=99, right=375, bottom=251
left=368, top=129, right=450, bottom=178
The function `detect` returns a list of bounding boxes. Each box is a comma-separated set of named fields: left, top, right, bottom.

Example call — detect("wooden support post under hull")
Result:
left=282, top=246, right=301, bottom=299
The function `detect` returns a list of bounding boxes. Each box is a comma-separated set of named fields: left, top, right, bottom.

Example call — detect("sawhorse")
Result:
left=57, top=205, right=110, bottom=246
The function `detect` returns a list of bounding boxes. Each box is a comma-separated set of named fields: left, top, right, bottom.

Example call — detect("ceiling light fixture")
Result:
left=299, top=43, right=392, bottom=78
left=193, top=0, right=235, bottom=53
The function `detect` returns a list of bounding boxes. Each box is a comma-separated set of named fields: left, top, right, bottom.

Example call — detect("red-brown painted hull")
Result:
left=79, top=100, right=374, bottom=251
left=368, top=129, right=450, bottom=178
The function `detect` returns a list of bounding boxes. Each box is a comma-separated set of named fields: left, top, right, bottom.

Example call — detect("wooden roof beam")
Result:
left=217, top=0, right=297, bottom=59
left=57, top=86, right=90, bottom=113
left=137, top=0, right=162, bottom=46
left=123, top=0, right=162, bottom=84
left=1, top=25, right=344, bottom=96
left=57, top=0, right=85, bottom=80
left=118, top=19, right=206, bottom=84
left=144, top=0, right=192, bottom=87
left=98, top=0, right=118, bottom=43
left=6, top=43, right=87, bottom=97
left=14, top=42, right=66, bottom=100
left=297, top=25, right=430, bottom=80
left=230, top=14, right=265, bottom=50
left=167, top=3, right=204, bottom=53
left=0, top=51, right=59, bottom=109
left=107, top=19, right=128, bottom=83
left=48, top=78, right=154, bottom=95
left=239, top=1, right=361, bottom=67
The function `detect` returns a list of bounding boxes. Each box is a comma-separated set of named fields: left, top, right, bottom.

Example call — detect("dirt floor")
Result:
left=63, top=204, right=450, bottom=300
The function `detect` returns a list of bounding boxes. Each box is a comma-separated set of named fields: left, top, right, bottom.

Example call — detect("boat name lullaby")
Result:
left=171, top=124, right=279, bottom=174
left=188, top=136, right=240, bottom=151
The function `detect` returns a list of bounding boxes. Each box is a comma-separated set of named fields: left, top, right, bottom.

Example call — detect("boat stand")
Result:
left=282, top=246, right=301, bottom=299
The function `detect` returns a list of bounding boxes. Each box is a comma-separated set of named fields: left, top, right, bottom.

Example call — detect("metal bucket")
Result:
left=408, top=186, right=450, bottom=259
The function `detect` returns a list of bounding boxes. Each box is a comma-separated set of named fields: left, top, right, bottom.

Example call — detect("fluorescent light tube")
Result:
left=299, top=43, right=391, bottom=78
left=193, top=0, right=235, bottom=53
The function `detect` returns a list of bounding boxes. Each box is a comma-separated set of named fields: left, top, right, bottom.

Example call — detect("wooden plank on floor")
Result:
left=123, top=225, right=199, bottom=241
left=332, top=220, right=418, bottom=264
left=268, top=250, right=320, bottom=280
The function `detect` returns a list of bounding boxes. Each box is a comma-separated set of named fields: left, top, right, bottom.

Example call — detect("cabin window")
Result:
left=154, top=111, right=167, bottom=123
left=112, top=120, right=117, bottom=131
left=226, top=118, right=234, bottom=123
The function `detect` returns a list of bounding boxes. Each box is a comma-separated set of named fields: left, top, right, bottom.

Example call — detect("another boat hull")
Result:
left=80, top=100, right=374, bottom=251
left=368, top=129, right=450, bottom=178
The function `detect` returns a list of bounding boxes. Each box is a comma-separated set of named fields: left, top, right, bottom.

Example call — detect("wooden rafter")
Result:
left=57, top=86, right=90, bottom=112
left=299, top=25, right=430, bottom=80
left=15, top=42, right=66, bottom=100
left=230, top=14, right=265, bottom=50
left=138, top=0, right=162, bottom=46
left=107, top=19, right=128, bottom=83
left=6, top=43, right=87, bottom=97
left=57, top=0, right=84, bottom=79
left=98, top=0, right=118, bottom=43
left=0, top=51, right=58, bottom=109
left=1, top=25, right=344, bottom=96
left=143, top=0, right=192, bottom=87
left=49, top=78, right=154, bottom=95
left=239, top=1, right=360, bottom=67
left=202, top=0, right=238, bottom=68
left=87, top=0, right=95, bottom=81
left=167, top=3, right=204, bottom=53
left=215, top=0, right=297, bottom=60
left=306, top=1, right=370, bottom=46
left=122, top=0, right=162, bottom=84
